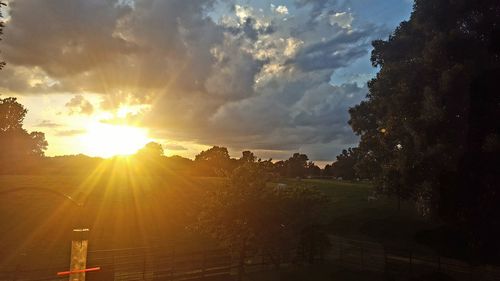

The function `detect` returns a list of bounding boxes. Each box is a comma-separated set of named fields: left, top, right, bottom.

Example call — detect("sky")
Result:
left=0, top=0, right=413, bottom=164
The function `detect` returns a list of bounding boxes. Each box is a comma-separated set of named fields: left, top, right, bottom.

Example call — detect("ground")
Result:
left=0, top=174, right=440, bottom=273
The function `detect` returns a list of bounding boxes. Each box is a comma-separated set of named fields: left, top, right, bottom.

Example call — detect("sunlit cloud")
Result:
left=0, top=0, right=413, bottom=160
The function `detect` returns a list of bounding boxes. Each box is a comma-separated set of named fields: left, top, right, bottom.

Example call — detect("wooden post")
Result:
left=69, top=229, right=90, bottom=281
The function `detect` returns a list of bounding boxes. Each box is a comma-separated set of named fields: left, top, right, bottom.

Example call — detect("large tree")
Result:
left=285, top=153, right=309, bottom=178
left=0, top=97, right=48, bottom=169
left=193, top=146, right=233, bottom=176
left=349, top=0, right=500, bottom=259
left=136, top=141, right=164, bottom=158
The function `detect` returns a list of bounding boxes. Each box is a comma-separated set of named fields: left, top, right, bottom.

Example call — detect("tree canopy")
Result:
left=349, top=0, right=500, bottom=259
left=0, top=97, right=48, bottom=166
left=136, top=141, right=164, bottom=158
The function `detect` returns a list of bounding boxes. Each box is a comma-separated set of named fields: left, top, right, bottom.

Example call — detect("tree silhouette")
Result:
left=349, top=0, right=500, bottom=259
left=0, top=1, right=6, bottom=69
left=239, top=150, right=256, bottom=163
left=286, top=153, right=309, bottom=178
left=0, top=97, right=48, bottom=171
left=194, top=146, right=232, bottom=176
left=137, top=141, right=164, bottom=158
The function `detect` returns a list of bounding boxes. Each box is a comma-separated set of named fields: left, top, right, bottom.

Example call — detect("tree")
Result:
left=136, top=141, right=164, bottom=158
left=305, top=161, right=321, bottom=177
left=286, top=153, right=309, bottom=178
left=239, top=150, right=256, bottom=163
left=328, top=147, right=378, bottom=180
left=323, top=164, right=333, bottom=177
left=0, top=1, right=6, bottom=69
left=330, top=148, right=360, bottom=180
left=194, top=146, right=232, bottom=176
left=196, top=163, right=329, bottom=280
left=349, top=0, right=500, bottom=259
left=0, top=97, right=26, bottom=131
left=0, top=98, right=48, bottom=171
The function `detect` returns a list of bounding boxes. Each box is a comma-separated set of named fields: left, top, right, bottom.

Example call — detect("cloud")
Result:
left=330, top=12, right=353, bottom=29
left=65, top=95, right=94, bottom=115
left=35, top=120, right=62, bottom=128
left=54, top=129, right=86, bottom=137
left=0, top=0, right=394, bottom=160
left=163, top=143, right=188, bottom=151
left=271, top=5, right=289, bottom=15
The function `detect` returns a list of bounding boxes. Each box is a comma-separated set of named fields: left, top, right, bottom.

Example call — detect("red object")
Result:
left=57, top=267, right=101, bottom=276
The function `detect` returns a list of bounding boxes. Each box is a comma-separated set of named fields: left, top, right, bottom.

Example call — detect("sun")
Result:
left=80, top=123, right=150, bottom=158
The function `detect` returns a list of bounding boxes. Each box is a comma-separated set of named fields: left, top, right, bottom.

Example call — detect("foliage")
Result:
left=330, top=148, right=361, bottom=180
left=239, top=150, right=256, bottom=164
left=137, top=141, right=164, bottom=157
left=196, top=163, right=329, bottom=278
left=286, top=153, right=309, bottom=178
left=0, top=97, right=48, bottom=172
left=0, top=1, right=6, bottom=69
left=349, top=0, right=500, bottom=260
left=193, top=146, right=233, bottom=176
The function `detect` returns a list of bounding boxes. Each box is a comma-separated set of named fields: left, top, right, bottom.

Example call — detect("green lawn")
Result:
left=276, top=179, right=439, bottom=253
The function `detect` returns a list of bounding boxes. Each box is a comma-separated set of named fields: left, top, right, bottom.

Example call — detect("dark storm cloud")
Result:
left=289, top=29, right=374, bottom=71
left=0, top=0, right=390, bottom=160
left=3, top=0, right=134, bottom=77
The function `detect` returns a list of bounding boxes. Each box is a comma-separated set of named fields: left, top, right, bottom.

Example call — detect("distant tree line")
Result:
left=192, top=147, right=324, bottom=178
left=0, top=98, right=350, bottom=178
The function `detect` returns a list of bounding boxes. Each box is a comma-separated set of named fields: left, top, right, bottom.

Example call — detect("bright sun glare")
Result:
left=80, top=123, right=150, bottom=158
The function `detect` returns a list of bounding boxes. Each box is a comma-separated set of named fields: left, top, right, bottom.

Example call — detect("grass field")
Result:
left=277, top=179, right=438, bottom=252
left=0, top=174, right=439, bottom=270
